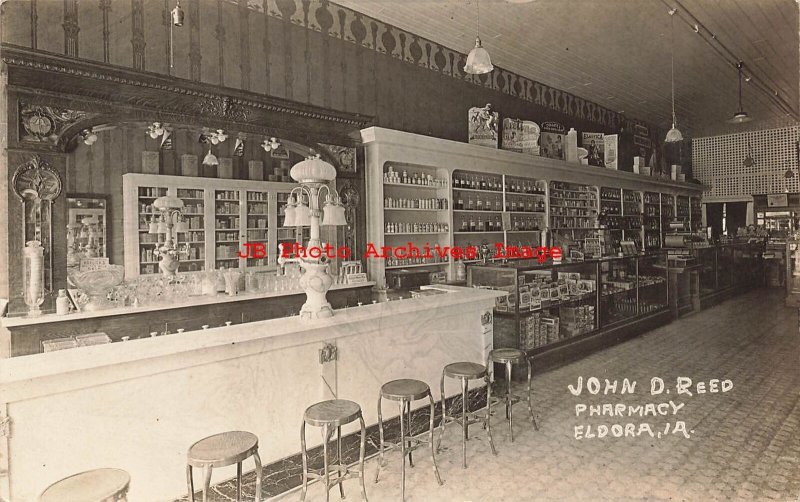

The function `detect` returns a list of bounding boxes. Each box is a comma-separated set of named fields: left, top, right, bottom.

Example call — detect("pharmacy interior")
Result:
left=0, top=0, right=798, bottom=501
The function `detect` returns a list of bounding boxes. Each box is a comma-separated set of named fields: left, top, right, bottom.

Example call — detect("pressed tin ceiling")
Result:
left=332, top=0, right=799, bottom=138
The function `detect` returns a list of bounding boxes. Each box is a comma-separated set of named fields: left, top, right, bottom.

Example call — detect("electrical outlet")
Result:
left=319, top=343, right=338, bottom=364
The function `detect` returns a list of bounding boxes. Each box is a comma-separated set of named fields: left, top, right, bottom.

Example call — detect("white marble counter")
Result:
left=0, top=281, right=376, bottom=328
left=0, top=285, right=503, bottom=502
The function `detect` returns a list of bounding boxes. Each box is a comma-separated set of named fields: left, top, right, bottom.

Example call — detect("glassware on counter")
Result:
left=23, top=240, right=45, bottom=316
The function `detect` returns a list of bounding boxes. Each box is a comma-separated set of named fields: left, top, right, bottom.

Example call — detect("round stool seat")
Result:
left=444, top=362, right=487, bottom=379
left=304, top=399, right=362, bottom=427
left=39, top=468, right=130, bottom=502
left=489, top=348, right=526, bottom=364
left=381, top=379, right=430, bottom=401
left=187, top=431, right=258, bottom=468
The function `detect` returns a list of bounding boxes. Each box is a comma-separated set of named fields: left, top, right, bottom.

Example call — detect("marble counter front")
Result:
left=0, top=285, right=503, bottom=501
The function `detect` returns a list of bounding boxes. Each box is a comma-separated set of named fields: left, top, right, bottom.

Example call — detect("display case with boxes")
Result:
left=467, top=254, right=670, bottom=370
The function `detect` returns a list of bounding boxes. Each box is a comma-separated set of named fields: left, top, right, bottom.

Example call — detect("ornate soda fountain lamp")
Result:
left=278, top=154, right=348, bottom=319
left=148, top=195, right=189, bottom=279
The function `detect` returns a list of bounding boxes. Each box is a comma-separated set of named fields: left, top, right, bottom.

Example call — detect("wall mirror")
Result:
left=66, top=195, right=108, bottom=270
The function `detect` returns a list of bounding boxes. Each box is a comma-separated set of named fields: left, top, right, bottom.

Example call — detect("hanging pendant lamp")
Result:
left=727, top=61, right=753, bottom=124
left=464, top=0, right=493, bottom=75
left=664, top=9, right=683, bottom=143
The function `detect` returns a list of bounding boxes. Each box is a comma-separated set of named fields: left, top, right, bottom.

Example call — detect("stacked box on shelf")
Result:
left=521, top=313, right=561, bottom=350
left=559, top=305, right=595, bottom=338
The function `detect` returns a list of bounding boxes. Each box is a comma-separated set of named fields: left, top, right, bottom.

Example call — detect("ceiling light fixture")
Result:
left=727, top=61, right=753, bottom=124
left=169, top=1, right=184, bottom=69
left=664, top=9, right=683, bottom=143
left=464, top=0, right=493, bottom=75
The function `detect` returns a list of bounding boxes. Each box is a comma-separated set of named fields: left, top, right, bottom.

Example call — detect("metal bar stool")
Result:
left=301, top=399, right=368, bottom=502
left=375, top=379, right=443, bottom=501
left=438, top=362, right=497, bottom=468
left=487, top=348, right=538, bottom=442
left=186, top=430, right=262, bottom=502
left=39, top=468, right=130, bottom=501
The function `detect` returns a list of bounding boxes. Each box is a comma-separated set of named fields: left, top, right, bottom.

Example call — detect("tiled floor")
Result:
left=282, top=289, right=800, bottom=501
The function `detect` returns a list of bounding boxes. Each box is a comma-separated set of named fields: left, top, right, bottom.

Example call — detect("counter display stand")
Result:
left=467, top=254, right=668, bottom=373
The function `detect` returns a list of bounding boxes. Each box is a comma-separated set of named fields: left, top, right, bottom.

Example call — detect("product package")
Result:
left=540, top=122, right=566, bottom=160
left=521, top=121, right=541, bottom=155
left=468, top=104, right=499, bottom=148
left=581, top=132, right=605, bottom=167
left=501, top=118, right=524, bottom=152
left=604, top=134, right=619, bottom=170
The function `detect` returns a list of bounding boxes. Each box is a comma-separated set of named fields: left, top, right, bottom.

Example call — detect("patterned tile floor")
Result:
left=280, top=289, right=800, bottom=501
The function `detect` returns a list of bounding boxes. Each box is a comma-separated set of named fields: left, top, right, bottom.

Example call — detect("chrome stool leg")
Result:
left=236, top=462, right=242, bottom=500
left=201, top=466, right=212, bottom=502
left=505, top=360, right=514, bottom=442
left=399, top=400, right=406, bottom=501
left=461, top=376, right=468, bottom=468
left=301, top=421, right=309, bottom=501
left=337, top=425, right=345, bottom=499
left=374, top=395, right=385, bottom=484
left=485, top=377, right=497, bottom=456
left=405, top=400, right=414, bottom=468
left=428, top=391, right=443, bottom=485
left=358, top=413, right=369, bottom=502
left=253, top=450, right=262, bottom=502
left=322, top=425, right=331, bottom=502
left=437, top=369, right=447, bottom=452
left=526, top=358, right=539, bottom=430
left=186, top=465, right=194, bottom=502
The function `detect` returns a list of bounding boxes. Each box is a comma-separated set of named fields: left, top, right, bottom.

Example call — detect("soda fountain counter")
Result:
left=0, top=282, right=376, bottom=358
left=0, top=284, right=503, bottom=501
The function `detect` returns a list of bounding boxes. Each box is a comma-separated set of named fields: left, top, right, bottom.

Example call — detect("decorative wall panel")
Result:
left=692, top=126, right=800, bottom=198
left=0, top=0, right=661, bottom=145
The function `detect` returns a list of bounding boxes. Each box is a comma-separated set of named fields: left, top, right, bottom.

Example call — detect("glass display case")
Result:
left=692, top=243, right=764, bottom=299
left=786, top=239, right=800, bottom=308
left=467, top=255, right=668, bottom=356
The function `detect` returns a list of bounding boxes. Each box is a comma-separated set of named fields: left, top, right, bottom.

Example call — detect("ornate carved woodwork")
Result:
left=3, top=46, right=372, bottom=152
left=18, top=102, right=96, bottom=147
